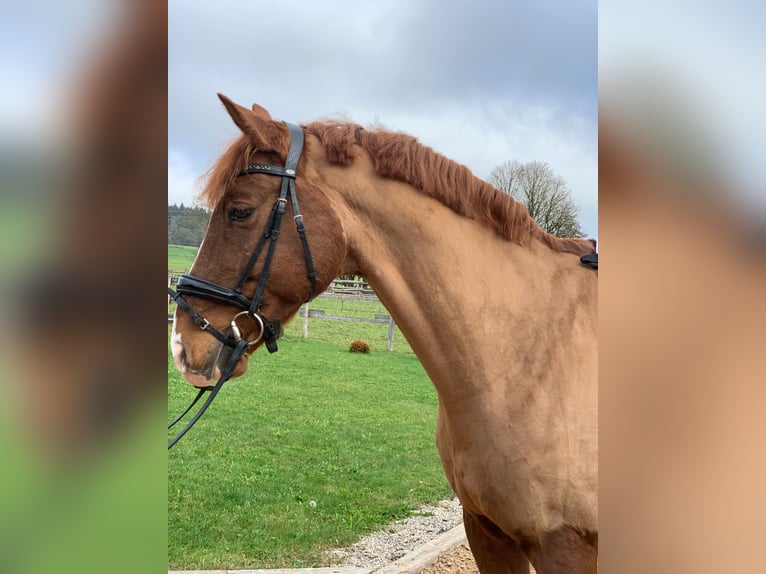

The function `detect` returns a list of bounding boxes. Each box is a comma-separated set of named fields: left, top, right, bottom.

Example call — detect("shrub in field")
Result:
left=349, top=339, right=370, bottom=353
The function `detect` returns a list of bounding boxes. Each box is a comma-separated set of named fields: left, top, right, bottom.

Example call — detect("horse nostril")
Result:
left=171, top=336, right=189, bottom=373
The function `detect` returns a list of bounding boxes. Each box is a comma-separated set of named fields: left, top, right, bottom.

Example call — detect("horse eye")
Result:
left=229, top=207, right=253, bottom=221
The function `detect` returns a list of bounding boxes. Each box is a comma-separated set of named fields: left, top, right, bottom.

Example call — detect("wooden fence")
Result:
left=321, top=278, right=377, bottom=300
left=299, top=303, right=397, bottom=351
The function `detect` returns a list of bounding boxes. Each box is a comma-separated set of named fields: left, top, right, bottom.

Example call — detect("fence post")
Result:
left=168, top=274, right=172, bottom=316
left=302, top=302, right=309, bottom=338
left=387, top=316, right=395, bottom=351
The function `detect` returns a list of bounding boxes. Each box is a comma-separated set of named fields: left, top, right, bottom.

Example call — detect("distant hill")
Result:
left=168, top=204, right=209, bottom=246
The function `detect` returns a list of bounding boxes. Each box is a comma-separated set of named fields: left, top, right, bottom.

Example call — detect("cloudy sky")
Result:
left=169, top=0, right=598, bottom=238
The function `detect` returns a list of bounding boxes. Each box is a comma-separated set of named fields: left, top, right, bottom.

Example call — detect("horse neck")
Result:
left=337, top=177, right=596, bottom=402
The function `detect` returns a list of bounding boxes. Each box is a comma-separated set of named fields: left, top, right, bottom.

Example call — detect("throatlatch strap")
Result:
left=288, top=179, right=318, bottom=300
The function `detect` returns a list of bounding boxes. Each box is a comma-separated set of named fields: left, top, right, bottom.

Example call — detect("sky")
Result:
left=599, top=0, right=766, bottom=211
left=0, top=0, right=116, bottom=143
left=4, top=2, right=763, bottom=243
left=168, top=0, right=598, bottom=238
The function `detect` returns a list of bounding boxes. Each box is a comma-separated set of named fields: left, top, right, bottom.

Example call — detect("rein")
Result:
left=167, top=122, right=316, bottom=450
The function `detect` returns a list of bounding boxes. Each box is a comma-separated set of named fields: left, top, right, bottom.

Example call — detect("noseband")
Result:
left=167, top=122, right=317, bottom=449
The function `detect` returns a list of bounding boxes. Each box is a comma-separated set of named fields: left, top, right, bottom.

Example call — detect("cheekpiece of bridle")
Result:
left=167, top=122, right=317, bottom=449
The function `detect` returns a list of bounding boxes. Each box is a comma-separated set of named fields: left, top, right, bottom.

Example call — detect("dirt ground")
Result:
left=419, top=542, right=479, bottom=574
left=418, top=542, right=538, bottom=573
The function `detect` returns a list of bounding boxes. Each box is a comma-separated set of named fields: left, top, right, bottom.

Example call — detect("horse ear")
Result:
left=251, top=102, right=272, bottom=119
left=217, top=93, right=283, bottom=152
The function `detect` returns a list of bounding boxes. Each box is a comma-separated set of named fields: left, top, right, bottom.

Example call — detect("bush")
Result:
left=349, top=339, right=370, bottom=353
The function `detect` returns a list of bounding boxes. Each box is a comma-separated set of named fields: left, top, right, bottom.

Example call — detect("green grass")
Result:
left=0, top=376, right=167, bottom=573
left=168, top=315, right=451, bottom=569
left=0, top=202, right=55, bottom=271
left=168, top=244, right=198, bottom=272
left=286, top=298, right=413, bottom=354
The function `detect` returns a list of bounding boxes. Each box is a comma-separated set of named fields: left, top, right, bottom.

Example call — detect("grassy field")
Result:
left=168, top=244, right=198, bottom=271
left=168, top=293, right=451, bottom=569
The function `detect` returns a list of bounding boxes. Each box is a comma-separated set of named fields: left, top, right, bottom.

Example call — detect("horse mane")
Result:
left=305, top=121, right=594, bottom=255
left=201, top=121, right=595, bottom=256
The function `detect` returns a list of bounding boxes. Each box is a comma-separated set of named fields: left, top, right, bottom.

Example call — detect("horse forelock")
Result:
left=305, top=121, right=594, bottom=256
left=199, top=130, right=290, bottom=210
left=199, top=136, right=254, bottom=209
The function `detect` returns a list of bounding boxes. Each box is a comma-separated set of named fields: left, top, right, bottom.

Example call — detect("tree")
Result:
left=488, top=160, right=585, bottom=238
left=168, top=203, right=210, bottom=246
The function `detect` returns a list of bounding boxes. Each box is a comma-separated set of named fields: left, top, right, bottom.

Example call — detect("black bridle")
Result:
left=167, top=122, right=317, bottom=449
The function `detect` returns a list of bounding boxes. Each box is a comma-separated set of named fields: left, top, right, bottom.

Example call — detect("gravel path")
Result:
left=327, top=498, right=468, bottom=570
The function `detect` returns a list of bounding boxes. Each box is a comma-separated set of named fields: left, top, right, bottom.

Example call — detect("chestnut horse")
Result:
left=170, top=95, right=598, bottom=573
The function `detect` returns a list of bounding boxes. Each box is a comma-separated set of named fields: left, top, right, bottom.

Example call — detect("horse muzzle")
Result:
left=171, top=325, right=252, bottom=387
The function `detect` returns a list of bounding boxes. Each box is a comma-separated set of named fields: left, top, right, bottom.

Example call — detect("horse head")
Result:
left=171, top=95, right=347, bottom=387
